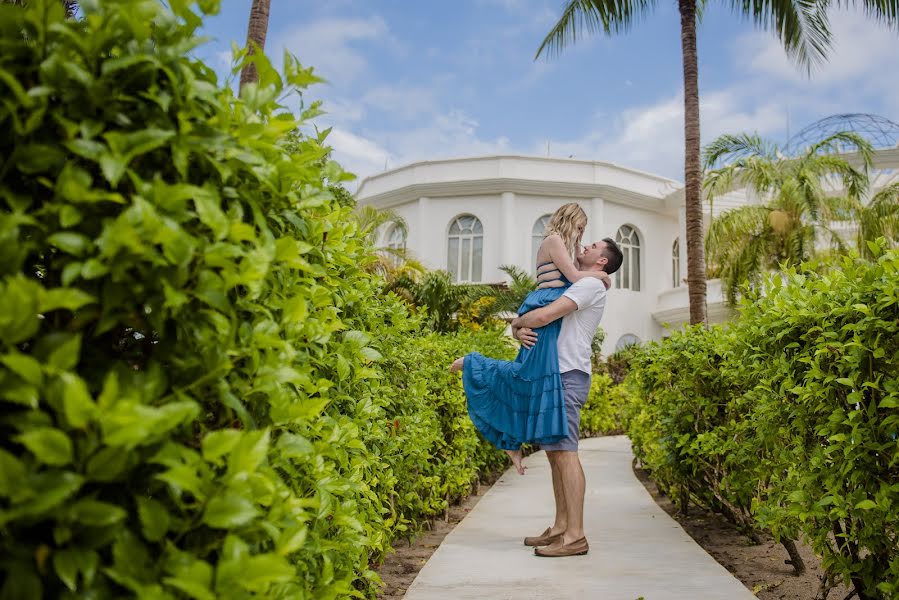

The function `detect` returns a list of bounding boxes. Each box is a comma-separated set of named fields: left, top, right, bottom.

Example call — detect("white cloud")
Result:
left=275, top=16, right=394, bottom=86
left=326, top=128, right=392, bottom=183
left=539, top=88, right=786, bottom=179
left=361, top=85, right=438, bottom=119
left=735, top=9, right=899, bottom=97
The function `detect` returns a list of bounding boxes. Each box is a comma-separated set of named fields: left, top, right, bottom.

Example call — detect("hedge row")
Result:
left=579, top=373, right=629, bottom=437
left=626, top=246, right=899, bottom=599
left=0, top=2, right=510, bottom=598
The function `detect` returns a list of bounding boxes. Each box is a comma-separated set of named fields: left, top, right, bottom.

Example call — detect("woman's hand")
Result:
left=598, top=270, right=612, bottom=290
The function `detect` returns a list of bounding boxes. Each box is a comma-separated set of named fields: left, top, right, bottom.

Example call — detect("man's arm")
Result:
left=510, top=296, right=578, bottom=330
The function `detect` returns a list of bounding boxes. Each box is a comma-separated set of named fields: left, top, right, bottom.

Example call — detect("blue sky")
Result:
left=196, top=1, right=899, bottom=185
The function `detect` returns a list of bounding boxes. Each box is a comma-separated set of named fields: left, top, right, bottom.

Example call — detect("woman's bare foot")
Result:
left=449, top=356, right=464, bottom=373
left=505, top=449, right=526, bottom=475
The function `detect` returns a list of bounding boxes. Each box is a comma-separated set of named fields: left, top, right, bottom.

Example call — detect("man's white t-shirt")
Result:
left=557, top=278, right=607, bottom=374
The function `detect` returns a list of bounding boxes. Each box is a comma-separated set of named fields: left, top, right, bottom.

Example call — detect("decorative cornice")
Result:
left=357, top=177, right=678, bottom=215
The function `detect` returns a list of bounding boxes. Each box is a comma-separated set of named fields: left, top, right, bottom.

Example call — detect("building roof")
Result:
left=355, top=155, right=683, bottom=214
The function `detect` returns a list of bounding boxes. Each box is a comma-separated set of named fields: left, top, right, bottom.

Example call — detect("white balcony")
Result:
left=651, top=279, right=732, bottom=328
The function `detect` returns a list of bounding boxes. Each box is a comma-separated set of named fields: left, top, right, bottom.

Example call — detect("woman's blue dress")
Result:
left=462, top=263, right=569, bottom=450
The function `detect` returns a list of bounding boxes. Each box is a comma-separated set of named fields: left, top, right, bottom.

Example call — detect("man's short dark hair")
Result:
left=601, top=238, right=623, bottom=275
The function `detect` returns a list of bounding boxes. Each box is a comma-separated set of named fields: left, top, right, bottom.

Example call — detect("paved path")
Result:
left=403, top=436, right=756, bottom=600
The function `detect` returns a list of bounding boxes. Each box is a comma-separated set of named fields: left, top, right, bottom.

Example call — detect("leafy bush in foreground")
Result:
left=0, top=1, right=509, bottom=598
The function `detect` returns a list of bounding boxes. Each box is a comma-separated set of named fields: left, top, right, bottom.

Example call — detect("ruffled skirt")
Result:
left=462, top=286, right=568, bottom=450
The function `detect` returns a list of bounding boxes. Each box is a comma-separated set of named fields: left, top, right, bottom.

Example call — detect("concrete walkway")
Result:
left=403, top=436, right=756, bottom=600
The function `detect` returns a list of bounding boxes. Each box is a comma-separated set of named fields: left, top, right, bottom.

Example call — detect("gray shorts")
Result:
left=541, top=370, right=591, bottom=452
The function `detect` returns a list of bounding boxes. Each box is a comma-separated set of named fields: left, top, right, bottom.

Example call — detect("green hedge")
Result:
left=579, top=373, right=629, bottom=437
left=0, top=2, right=510, bottom=598
left=626, top=246, right=899, bottom=599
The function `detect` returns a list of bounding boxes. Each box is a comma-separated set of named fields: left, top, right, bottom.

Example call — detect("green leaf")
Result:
left=101, top=400, right=199, bottom=448
left=156, top=464, right=206, bottom=500
left=164, top=563, right=215, bottom=600
left=68, top=499, right=127, bottom=526
left=835, top=377, right=854, bottom=387
left=136, top=497, right=170, bottom=542
left=53, top=549, right=98, bottom=593
left=59, top=205, right=82, bottom=228
left=60, top=372, right=97, bottom=428
left=53, top=549, right=79, bottom=592
left=239, top=553, right=295, bottom=590
left=360, top=346, right=383, bottom=362
left=47, top=232, right=91, bottom=257
left=225, top=429, right=269, bottom=479
left=15, top=472, right=83, bottom=518
left=104, top=128, right=174, bottom=162
left=193, top=187, right=228, bottom=240
left=1, top=353, right=42, bottom=386
left=855, top=499, right=877, bottom=510
left=86, top=446, right=131, bottom=481
left=201, top=430, right=241, bottom=463
left=202, top=493, right=259, bottom=529
left=40, top=288, right=96, bottom=312
left=0, top=449, right=26, bottom=497
left=16, top=427, right=73, bottom=465
left=46, top=333, right=82, bottom=371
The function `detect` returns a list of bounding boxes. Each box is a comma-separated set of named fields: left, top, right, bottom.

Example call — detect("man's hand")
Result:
left=515, top=326, right=538, bottom=349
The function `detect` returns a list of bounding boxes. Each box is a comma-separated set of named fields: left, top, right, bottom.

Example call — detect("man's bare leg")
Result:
left=546, top=450, right=585, bottom=545
left=547, top=451, right=568, bottom=535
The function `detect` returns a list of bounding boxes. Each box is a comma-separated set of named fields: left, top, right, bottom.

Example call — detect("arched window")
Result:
left=615, top=225, right=641, bottom=291
left=531, top=214, right=552, bottom=273
left=447, top=215, right=483, bottom=282
left=672, top=238, right=681, bottom=288
left=615, top=334, right=641, bottom=352
left=385, top=223, right=406, bottom=266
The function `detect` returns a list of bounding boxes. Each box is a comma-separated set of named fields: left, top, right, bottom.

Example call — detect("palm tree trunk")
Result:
left=678, top=0, right=708, bottom=325
left=239, top=0, right=272, bottom=92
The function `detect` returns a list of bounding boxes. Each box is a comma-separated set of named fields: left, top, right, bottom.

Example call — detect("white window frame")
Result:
left=672, top=238, right=681, bottom=288
left=531, top=214, right=552, bottom=274
left=615, top=224, right=641, bottom=291
left=447, top=214, right=484, bottom=283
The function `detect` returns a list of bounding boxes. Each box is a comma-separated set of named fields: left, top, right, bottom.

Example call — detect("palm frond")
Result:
left=535, top=0, right=657, bottom=59
left=702, top=132, right=777, bottom=170
left=731, top=0, right=833, bottom=72
left=803, top=131, right=874, bottom=166
left=858, top=182, right=899, bottom=255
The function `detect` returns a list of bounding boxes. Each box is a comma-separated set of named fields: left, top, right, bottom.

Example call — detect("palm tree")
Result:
left=701, top=131, right=894, bottom=301
left=354, top=205, right=425, bottom=281
left=855, top=182, right=899, bottom=258
left=239, top=0, right=272, bottom=92
left=535, top=0, right=899, bottom=325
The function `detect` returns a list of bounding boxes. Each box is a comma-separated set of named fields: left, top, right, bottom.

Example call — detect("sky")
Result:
left=195, top=1, right=899, bottom=186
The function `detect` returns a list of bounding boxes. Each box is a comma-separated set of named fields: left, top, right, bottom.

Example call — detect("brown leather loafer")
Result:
left=523, top=527, right=563, bottom=547
left=534, top=536, right=589, bottom=557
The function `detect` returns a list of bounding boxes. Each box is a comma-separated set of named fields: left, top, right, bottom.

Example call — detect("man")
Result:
left=511, top=238, right=623, bottom=558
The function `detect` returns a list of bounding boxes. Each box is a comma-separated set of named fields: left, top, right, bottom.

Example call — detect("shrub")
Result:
left=579, top=373, right=630, bottom=437
left=0, top=2, right=510, bottom=598
left=626, top=245, right=899, bottom=598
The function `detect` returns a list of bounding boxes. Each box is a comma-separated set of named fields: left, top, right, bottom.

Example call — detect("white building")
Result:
left=355, top=155, right=731, bottom=356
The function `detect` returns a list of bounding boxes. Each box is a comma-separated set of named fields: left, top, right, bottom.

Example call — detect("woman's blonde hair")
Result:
left=544, top=203, right=587, bottom=258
